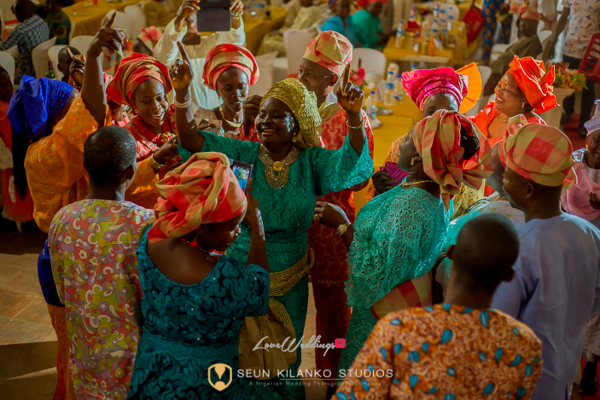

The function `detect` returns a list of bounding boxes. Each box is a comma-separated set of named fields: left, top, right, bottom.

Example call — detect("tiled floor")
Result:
left=0, top=224, right=326, bottom=399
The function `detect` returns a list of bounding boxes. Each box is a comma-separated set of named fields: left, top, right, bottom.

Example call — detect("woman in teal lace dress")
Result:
left=314, top=111, right=492, bottom=374
left=169, top=44, right=373, bottom=399
left=128, top=152, right=270, bottom=399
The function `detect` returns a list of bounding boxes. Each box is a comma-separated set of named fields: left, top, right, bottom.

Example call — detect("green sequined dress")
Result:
left=179, top=131, right=373, bottom=399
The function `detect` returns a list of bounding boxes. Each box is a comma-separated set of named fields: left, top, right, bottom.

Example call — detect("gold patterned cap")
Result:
left=261, top=78, right=322, bottom=149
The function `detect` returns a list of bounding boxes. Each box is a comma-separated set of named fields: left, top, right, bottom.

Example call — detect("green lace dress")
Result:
left=179, top=131, right=373, bottom=399
left=338, top=184, right=449, bottom=373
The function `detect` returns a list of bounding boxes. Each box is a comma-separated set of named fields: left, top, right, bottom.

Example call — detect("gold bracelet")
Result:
left=149, top=154, right=164, bottom=171
left=174, top=97, right=192, bottom=109
left=346, top=119, right=364, bottom=130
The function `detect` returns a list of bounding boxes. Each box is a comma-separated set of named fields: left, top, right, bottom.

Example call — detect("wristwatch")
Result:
left=337, top=223, right=351, bottom=236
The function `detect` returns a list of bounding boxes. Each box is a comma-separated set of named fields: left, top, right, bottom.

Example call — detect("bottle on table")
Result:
left=395, top=21, right=405, bottom=49
left=365, top=90, right=380, bottom=125
left=412, top=63, right=418, bottom=71
left=394, top=74, right=403, bottom=104
left=384, top=71, right=396, bottom=107
left=46, top=61, right=56, bottom=79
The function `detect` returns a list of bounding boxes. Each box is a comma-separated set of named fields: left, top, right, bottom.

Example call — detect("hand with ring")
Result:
left=313, top=201, right=350, bottom=229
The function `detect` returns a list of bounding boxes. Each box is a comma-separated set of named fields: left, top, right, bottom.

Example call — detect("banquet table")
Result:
left=65, top=0, right=143, bottom=37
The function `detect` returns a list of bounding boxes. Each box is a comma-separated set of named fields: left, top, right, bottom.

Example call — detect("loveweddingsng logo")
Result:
left=253, top=335, right=345, bottom=356
left=208, top=363, right=232, bottom=391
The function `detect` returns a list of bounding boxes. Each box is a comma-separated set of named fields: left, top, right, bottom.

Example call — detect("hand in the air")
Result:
left=88, top=11, right=127, bottom=58
left=230, top=0, right=244, bottom=14
left=67, top=48, right=85, bottom=87
left=314, top=201, right=350, bottom=229
left=169, top=42, right=194, bottom=93
left=372, top=170, right=397, bottom=194
left=176, top=0, right=200, bottom=23
left=243, top=95, right=262, bottom=128
left=589, top=193, right=600, bottom=210
left=336, top=63, right=365, bottom=120
left=153, top=137, right=180, bottom=165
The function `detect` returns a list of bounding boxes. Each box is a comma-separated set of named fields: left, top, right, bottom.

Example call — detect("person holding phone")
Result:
left=128, top=153, right=270, bottom=399
left=154, top=0, right=246, bottom=111
left=170, top=41, right=373, bottom=399
left=194, top=43, right=260, bottom=138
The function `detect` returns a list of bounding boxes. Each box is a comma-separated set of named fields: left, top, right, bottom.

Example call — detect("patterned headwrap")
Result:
left=413, top=110, right=493, bottom=208
left=8, top=76, right=74, bottom=142
left=498, top=121, right=576, bottom=189
left=147, top=152, right=248, bottom=243
left=402, top=63, right=482, bottom=114
left=106, top=53, right=172, bottom=109
left=519, top=0, right=540, bottom=20
left=260, top=78, right=322, bottom=149
left=584, top=99, right=600, bottom=136
left=507, top=56, right=556, bottom=114
left=137, top=27, right=163, bottom=53
left=357, top=0, right=388, bottom=6
left=302, top=30, right=353, bottom=76
left=203, top=44, right=259, bottom=91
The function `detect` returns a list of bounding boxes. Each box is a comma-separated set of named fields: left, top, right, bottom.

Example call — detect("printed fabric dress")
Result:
left=339, top=184, right=449, bottom=373
left=48, top=199, right=155, bottom=400
left=307, top=105, right=374, bottom=375
left=178, top=130, right=374, bottom=400
left=127, top=230, right=270, bottom=399
left=335, top=304, right=543, bottom=399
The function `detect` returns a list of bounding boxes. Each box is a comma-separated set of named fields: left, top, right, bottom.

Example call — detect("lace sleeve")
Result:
left=308, top=134, right=374, bottom=196
left=346, top=189, right=448, bottom=308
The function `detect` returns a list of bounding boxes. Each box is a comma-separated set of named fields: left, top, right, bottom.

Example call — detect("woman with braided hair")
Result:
left=170, top=41, right=373, bottom=399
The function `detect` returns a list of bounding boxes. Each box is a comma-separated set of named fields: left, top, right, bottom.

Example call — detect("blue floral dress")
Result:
left=339, top=184, right=449, bottom=373
left=127, top=231, right=270, bottom=399
left=179, top=130, right=374, bottom=399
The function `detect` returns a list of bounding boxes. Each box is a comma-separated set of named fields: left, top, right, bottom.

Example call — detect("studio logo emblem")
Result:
left=208, top=363, right=232, bottom=391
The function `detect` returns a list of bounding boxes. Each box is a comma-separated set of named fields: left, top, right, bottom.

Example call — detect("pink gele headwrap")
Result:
left=402, top=67, right=469, bottom=112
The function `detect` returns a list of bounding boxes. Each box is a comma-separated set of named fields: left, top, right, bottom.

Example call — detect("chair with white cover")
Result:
left=48, top=45, right=67, bottom=80
left=68, top=21, right=76, bottom=44
left=125, top=4, right=147, bottom=40
left=250, top=51, right=278, bottom=96
left=103, top=11, right=132, bottom=39
left=272, top=29, right=314, bottom=80
left=350, top=48, right=387, bottom=79
left=0, top=52, right=15, bottom=83
left=70, top=35, right=94, bottom=54
left=32, top=37, right=57, bottom=78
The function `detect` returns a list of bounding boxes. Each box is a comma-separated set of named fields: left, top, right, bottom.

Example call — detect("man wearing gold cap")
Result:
left=298, top=30, right=375, bottom=381
left=492, top=122, right=600, bottom=400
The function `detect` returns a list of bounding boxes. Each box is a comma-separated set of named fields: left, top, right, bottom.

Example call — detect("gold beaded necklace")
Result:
left=219, top=105, right=243, bottom=129
left=400, top=179, right=436, bottom=187
left=258, top=145, right=300, bottom=190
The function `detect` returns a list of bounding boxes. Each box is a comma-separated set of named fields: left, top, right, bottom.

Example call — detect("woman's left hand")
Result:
left=336, top=63, right=364, bottom=123
left=230, top=0, right=244, bottom=14
left=314, top=201, right=350, bottom=229
left=153, top=137, right=180, bottom=165
left=170, top=42, right=194, bottom=94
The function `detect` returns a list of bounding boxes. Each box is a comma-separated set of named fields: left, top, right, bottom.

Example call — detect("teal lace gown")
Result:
left=179, top=131, right=373, bottom=399
left=127, top=231, right=270, bottom=399
left=338, top=184, right=449, bottom=373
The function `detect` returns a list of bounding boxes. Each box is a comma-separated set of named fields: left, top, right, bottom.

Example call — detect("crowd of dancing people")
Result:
left=0, top=0, right=599, bottom=399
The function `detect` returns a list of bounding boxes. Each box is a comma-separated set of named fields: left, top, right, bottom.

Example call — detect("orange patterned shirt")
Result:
left=24, top=95, right=159, bottom=233
left=336, top=304, right=543, bottom=400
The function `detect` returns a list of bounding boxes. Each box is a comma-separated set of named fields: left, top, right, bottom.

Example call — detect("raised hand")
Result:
left=336, top=63, right=364, bottom=120
left=67, top=48, right=85, bottom=87
left=88, top=11, right=127, bottom=58
left=230, top=0, right=244, bottom=14
left=169, top=41, right=194, bottom=93
left=243, top=95, right=262, bottom=129
left=175, top=0, right=200, bottom=31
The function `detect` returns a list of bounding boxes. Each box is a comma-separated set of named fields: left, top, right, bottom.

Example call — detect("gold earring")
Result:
left=292, top=136, right=297, bottom=143
left=521, top=102, right=525, bottom=109
left=411, top=156, right=421, bottom=166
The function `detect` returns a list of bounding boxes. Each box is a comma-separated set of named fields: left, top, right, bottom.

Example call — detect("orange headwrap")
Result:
left=413, top=110, right=493, bottom=208
left=507, top=56, right=556, bottom=114
left=106, top=53, right=172, bottom=109
left=519, top=1, right=540, bottom=20
left=499, top=119, right=576, bottom=189
left=147, top=152, right=248, bottom=243
left=203, top=44, right=259, bottom=91
left=302, top=30, right=353, bottom=76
